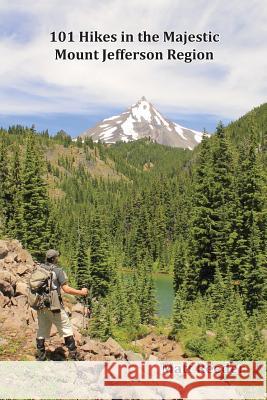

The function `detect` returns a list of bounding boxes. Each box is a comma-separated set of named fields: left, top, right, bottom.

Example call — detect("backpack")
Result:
left=27, top=263, right=61, bottom=311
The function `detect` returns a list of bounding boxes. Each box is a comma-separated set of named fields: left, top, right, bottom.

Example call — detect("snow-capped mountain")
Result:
left=79, top=97, right=205, bottom=149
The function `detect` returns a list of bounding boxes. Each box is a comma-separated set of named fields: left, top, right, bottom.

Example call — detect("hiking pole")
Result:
left=88, top=285, right=93, bottom=319
left=82, top=294, right=88, bottom=332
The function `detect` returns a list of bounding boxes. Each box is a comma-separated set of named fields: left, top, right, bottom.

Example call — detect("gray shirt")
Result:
left=43, top=263, right=68, bottom=296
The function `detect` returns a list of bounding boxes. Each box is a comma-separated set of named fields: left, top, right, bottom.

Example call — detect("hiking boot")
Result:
left=69, top=349, right=84, bottom=361
left=36, top=338, right=46, bottom=361
left=64, top=335, right=83, bottom=361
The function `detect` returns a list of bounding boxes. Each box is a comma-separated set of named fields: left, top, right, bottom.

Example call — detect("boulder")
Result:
left=0, top=294, right=10, bottom=308
left=148, top=354, right=158, bottom=361
left=64, top=306, right=72, bottom=317
left=10, top=297, right=18, bottom=306
left=73, top=329, right=84, bottom=346
left=125, top=351, right=143, bottom=361
left=7, top=240, right=22, bottom=252
left=71, top=313, right=84, bottom=329
left=15, top=249, right=33, bottom=265
left=4, top=255, right=15, bottom=264
left=105, top=337, right=124, bottom=353
left=83, top=353, right=94, bottom=361
left=17, top=265, right=30, bottom=276
left=0, top=280, right=14, bottom=297
left=80, top=339, right=100, bottom=354
left=72, top=302, right=84, bottom=314
left=0, top=241, right=8, bottom=259
left=15, top=281, right=28, bottom=296
left=150, top=343, right=160, bottom=352
left=159, top=342, right=174, bottom=354
left=2, top=313, right=26, bottom=330
left=15, top=295, right=28, bottom=308
left=0, top=270, right=17, bottom=285
left=103, top=355, right=116, bottom=361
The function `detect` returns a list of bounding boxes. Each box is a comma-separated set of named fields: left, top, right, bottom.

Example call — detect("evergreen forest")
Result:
left=0, top=102, right=266, bottom=359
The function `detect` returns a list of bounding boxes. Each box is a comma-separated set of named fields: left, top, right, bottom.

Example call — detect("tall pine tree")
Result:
left=75, top=225, right=91, bottom=290
left=189, top=133, right=216, bottom=296
left=90, top=210, right=111, bottom=298
left=21, top=134, right=50, bottom=258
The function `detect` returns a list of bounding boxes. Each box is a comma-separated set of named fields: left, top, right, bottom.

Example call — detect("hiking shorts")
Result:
left=37, top=308, right=73, bottom=339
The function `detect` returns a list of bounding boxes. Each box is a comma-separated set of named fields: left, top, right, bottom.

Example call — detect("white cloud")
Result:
left=0, top=0, right=266, bottom=119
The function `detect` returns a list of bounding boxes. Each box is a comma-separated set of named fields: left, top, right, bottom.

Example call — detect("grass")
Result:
left=154, top=316, right=172, bottom=336
left=0, top=338, right=20, bottom=357
left=111, top=324, right=149, bottom=355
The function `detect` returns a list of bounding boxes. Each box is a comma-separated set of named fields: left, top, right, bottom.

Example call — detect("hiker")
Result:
left=35, top=249, right=88, bottom=361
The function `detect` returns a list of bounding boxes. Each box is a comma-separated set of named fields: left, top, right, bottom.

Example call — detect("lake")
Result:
left=154, top=273, right=174, bottom=317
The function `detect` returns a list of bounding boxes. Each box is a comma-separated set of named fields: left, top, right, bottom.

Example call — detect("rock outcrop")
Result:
left=131, top=333, right=186, bottom=360
left=0, top=240, right=35, bottom=332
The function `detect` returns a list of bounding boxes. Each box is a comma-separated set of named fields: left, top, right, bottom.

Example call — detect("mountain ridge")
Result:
left=78, top=97, right=205, bottom=149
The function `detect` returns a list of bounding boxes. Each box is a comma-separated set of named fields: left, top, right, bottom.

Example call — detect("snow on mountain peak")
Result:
left=130, top=98, right=152, bottom=123
left=79, top=97, right=206, bottom=149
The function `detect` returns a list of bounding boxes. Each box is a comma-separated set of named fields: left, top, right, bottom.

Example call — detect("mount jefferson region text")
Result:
left=55, top=48, right=214, bottom=63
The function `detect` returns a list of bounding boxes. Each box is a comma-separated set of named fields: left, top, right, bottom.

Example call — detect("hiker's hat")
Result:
left=46, top=249, right=59, bottom=261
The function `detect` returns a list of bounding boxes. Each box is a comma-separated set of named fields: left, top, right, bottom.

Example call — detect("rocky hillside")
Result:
left=0, top=240, right=187, bottom=361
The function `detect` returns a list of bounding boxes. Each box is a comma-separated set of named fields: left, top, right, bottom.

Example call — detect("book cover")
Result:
left=0, top=1, right=266, bottom=399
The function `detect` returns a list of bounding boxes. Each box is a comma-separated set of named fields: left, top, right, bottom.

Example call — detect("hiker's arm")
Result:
left=61, top=284, right=88, bottom=296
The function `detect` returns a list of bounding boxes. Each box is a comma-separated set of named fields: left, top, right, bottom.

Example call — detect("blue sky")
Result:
left=0, top=111, right=231, bottom=136
left=0, top=0, right=266, bottom=137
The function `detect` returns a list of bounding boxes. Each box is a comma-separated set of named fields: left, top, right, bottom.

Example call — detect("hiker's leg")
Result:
left=52, top=309, right=81, bottom=359
left=36, top=337, right=46, bottom=361
left=64, top=335, right=79, bottom=359
left=36, top=310, right=52, bottom=360
left=37, top=309, right=53, bottom=339
left=52, top=308, right=73, bottom=337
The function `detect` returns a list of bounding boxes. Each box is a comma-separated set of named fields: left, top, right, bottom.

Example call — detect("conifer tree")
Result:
left=190, top=125, right=235, bottom=296
left=243, top=221, right=266, bottom=313
left=76, top=226, right=91, bottom=290
left=189, top=133, right=216, bottom=295
left=89, top=299, right=112, bottom=340
left=0, top=140, right=12, bottom=234
left=211, top=122, right=235, bottom=275
left=90, top=211, right=111, bottom=298
left=143, top=271, right=157, bottom=323
left=0, top=141, right=7, bottom=234
left=7, top=146, right=24, bottom=240
left=130, top=202, right=152, bottom=267
left=21, top=134, right=50, bottom=258
left=110, top=274, right=128, bottom=325
left=172, top=287, right=187, bottom=333
left=125, top=298, right=141, bottom=337
left=233, top=130, right=266, bottom=311
left=153, top=204, right=167, bottom=261
left=173, top=238, right=188, bottom=293
left=135, top=260, right=157, bottom=324
left=208, top=266, right=233, bottom=319
left=46, top=203, right=61, bottom=249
